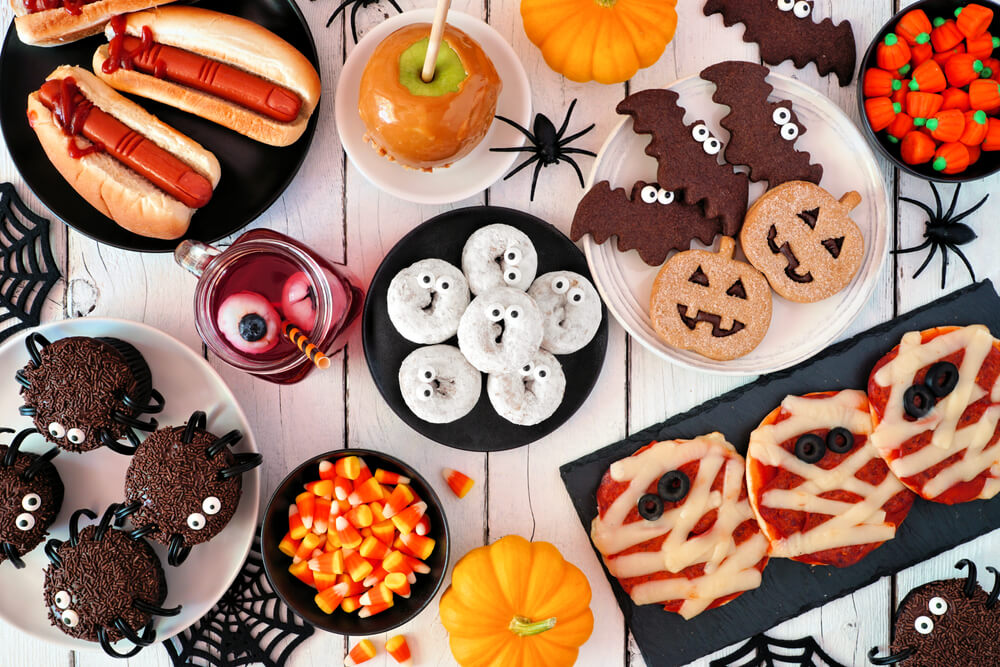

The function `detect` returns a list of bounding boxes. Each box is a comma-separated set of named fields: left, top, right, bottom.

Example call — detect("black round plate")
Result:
left=362, top=207, right=610, bottom=452
left=0, top=0, right=319, bottom=252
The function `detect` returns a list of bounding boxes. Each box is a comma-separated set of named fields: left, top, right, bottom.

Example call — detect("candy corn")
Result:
left=334, top=476, right=352, bottom=501
left=345, top=504, right=374, bottom=529
left=345, top=639, right=376, bottom=666
left=335, top=456, right=362, bottom=480
left=443, top=468, right=475, bottom=498
left=318, top=459, right=336, bottom=480
left=415, top=514, right=431, bottom=536
left=295, top=491, right=315, bottom=531
left=383, top=484, right=415, bottom=518
left=314, top=571, right=338, bottom=592
left=398, top=532, right=435, bottom=561
left=385, top=635, right=412, bottom=666
left=278, top=532, right=300, bottom=558
left=359, top=583, right=393, bottom=607
left=309, top=550, right=345, bottom=575
left=340, top=595, right=362, bottom=613
left=288, top=504, right=308, bottom=540
left=371, top=519, right=396, bottom=545
left=305, top=478, right=334, bottom=498
left=358, top=600, right=393, bottom=618
left=293, top=532, right=323, bottom=564
left=313, top=497, right=332, bottom=535
left=374, top=468, right=411, bottom=485
left=315, top=587, right=345, bottom=614
left=384, top=572, right=411, bottom=598
left=345, top=550, right=374, bottom=582
left=336, top=515, right=363, bottom=549
left=359, top=535, right=391, bottom=560
left=288, top=559, right=315, bottom=587
left=348, top=477, right=384, bottom=506
left=391, top=502, right=427, bottom=535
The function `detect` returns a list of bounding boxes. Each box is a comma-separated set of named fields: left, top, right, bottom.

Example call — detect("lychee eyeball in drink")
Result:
left=216, top=292, right=281, bottom=354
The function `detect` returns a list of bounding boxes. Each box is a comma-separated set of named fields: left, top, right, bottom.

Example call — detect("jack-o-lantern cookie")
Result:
left=740, top=181, right=864, bottom=303
left=746, top=390, right=915, bottom=567
left=650, top=237, right=772, bottom=361
left=591, top=432, right=770, bottom=619
left=868, top=325, right=1000, bottom=504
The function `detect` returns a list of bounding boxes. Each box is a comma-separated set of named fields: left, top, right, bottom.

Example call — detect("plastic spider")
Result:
left=895, top=182, right=988, bottom=289
left=318, top=0, right=402, bottom=42
left=490, top=99, right=597, bottom=201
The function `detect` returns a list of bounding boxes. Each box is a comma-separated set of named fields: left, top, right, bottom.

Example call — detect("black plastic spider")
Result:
left=316, top=0, right=402, bottom=42
left=490, top=99, right=597, bottom=201
left=895, top=182, right=988, bottom=289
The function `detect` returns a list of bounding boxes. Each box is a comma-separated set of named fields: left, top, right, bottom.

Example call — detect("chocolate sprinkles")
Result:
left=0, top=445, right=63, bottom=564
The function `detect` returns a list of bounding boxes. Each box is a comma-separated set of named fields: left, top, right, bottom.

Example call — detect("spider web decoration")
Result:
left=0, top=183, right=61, bottom=343
left=709, top=633, right=846, bottom=667
left=162, top=530, right=314, bottom=667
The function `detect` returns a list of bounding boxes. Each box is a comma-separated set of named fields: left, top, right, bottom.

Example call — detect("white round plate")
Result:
left=335, top=9, right=531, bottom=204
left=583, top=73, right=890, bottom=376
left=0, top=319, right=260, bottom=652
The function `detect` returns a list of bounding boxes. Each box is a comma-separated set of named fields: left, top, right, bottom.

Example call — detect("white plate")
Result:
left=0, top=319, right=260, bottom=652
left=583, top=73, right=890, bottom=376
left=335, top=9, right=531, bottom=204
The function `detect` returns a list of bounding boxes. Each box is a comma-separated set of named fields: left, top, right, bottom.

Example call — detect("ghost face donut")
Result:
left=461, top=224, right=538, bottom=294
left=528, top=271, right=602, bottom=355
left=487, top=350, right=566, bottom=426
left=399, top=345, right=482, bottom=424
left=387, top=259, right=470, bottom=344
left=458, top=287, right=544, bottom=374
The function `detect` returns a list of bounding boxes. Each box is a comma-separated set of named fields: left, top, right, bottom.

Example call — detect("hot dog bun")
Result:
left=10, top=0, right=176, bottom=46
left=27, top=65, right=221, bottom=240
left=93, top=7, right=321, bottom=147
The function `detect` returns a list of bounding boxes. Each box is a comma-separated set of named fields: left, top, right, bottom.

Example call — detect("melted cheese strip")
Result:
left=590, top=433, right=769, bottom=619
left=747, top=391, right=906, bottom=558
left=870, top=326, right=1000, bottom=500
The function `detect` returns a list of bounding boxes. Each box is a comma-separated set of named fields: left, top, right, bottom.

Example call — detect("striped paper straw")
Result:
left=281, top=321, right=331, bottom=370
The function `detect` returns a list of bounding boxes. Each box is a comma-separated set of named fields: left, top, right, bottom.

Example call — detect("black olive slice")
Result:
left=904, top=384, right=935, bottom=418
left=657, top=470, right=691, bottom=503
left=637, top=494, right=663, bottom=521
left=826, top=427, right=855, bottom=454
left=794, top=433, right=826, bottom=463
left=924, top=361, right=959, bottom=398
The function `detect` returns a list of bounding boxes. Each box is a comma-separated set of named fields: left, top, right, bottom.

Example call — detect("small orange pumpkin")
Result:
left=897, top=9, right=933, bottom=46
left=955, top=3, right=993, bottom=40
left=909, top=59, right=947, bottom=92
left=931, top=18, right=965, bottom=53
left=960, top=109, right=990, bottom=145
left=864, top=68, right=902, bottom=98
left=878, top=33, right=912, bottom=71
left=520, top=0, right=678, bottom=84
left=941, top=86, right=971, bottom=111
left=945, top=54, right=985, bottom=88
left=970, top=79, right=1000, bottom=111
left=925, top=108, right=966, bottom=142
left=901, top=130, right=937, bottom=164
left=966, top=32, right=998, bottom=60
left=983, top=117, right=1000, bottom=150
left=933, top=141, right=971, bottom=173
left=866, top=97, right=900, bottom=131
left=907, top=91, right=944, bottom=123
left=887, top=112, right=915, bottom=142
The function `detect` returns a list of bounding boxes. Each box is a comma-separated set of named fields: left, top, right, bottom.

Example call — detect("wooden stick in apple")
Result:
left=421, top=0, right=453, bottom=83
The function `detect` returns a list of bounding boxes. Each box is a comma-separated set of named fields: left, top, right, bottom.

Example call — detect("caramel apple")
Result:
left=358, top=23, right=502, bottom=170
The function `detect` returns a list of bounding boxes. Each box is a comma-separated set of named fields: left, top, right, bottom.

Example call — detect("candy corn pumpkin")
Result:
left=933, top=141, right=971, bottom=173
left=866, top=97, right=901, bottom=131
left=879, top=33, right=912, bottom=71
left=960, top=109, right=990, bottom=145
left=897, top=9, right=933, bottom=46
left=925, top=108, right=966, bottom=142
left=901, top=131, right=937, bottom=164
left=970, top=79, right=1000, bottom=111
left=909, top=59, right=947, bottom=92
left=932, top=18, right=965, bottom=53
left=955, top=3, right=994, bottom=40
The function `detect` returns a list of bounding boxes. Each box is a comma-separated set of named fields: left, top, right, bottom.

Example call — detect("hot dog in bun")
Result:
left=93, top=7, right=321, bottom=147
left=10, top=0, right=175, bottom=46
left=27, top=65, right=221, bottom=240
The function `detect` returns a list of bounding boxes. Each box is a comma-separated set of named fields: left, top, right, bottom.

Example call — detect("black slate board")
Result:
left=560, top=280, right=1000, bottom=667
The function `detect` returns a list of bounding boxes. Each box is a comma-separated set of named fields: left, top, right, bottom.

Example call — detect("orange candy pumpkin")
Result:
left=960, top=109, right=990, bottom=145
left=941, top=86, right=972, bottom=111
left=909, top=59, right=947, bottom=92
left=925, top=108, right=966, bottom=142
left=966, top=32, right=999, bottom=59
left=896, top=9, right=933, bottom=46
left=931, top=18, right=965, bottom=52
left=955, top=3, right=994, bottom=40
left=967, top=142, right=982, bottom=164
left=911, top=41, right=935, bottom=67
left=984, top=117, right=1000, bottom=151
left=865, top=97, right=901, bottom=131
left=933, top=43, right=967, bottom=66
left=864, top=68, right=902, bottom=98
left=970, top=79, right=1000, bottom=111
left=906, top=91, right=944, bottom=122
left=932, top=141, right=971, bottom=173
left=900, top=130, right=937, bottom=164
left=878, top=33, right=912, bottom=71
left=982, top=57, right=1000, bottom=79
left=887, top=112, right=916, bottom=142
left=945, top=54, right=985, bottom=87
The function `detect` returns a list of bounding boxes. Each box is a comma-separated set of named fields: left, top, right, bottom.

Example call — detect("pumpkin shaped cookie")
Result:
left=740, top=181, right=865, bottom=303
left=650, top=237, right=772, bottom=361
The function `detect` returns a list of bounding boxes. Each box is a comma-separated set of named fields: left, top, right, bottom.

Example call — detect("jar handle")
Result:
left=174, top=240, right=221, bottom=278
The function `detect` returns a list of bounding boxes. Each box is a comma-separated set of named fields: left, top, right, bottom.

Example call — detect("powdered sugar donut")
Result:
left=487, top=350, right=566, bottom=425
left=528, top=271, right=602, bottom=355
left=457, top=287, right=543, bottom=373
left=461, top=224, right=538, bottom=294
left=387, top=259, right=470, bottom=344
left=398, top=345, right=481, bottom=424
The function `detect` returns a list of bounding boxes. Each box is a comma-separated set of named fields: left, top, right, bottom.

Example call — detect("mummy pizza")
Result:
left=0, top=428, right=63, bottom=569
left=591, top=433, right=770, bottom=619
left=868, top=325, right=1000, bottom=504
left=487, top=350, right=566, bottom=426
left=457, top=287, right=543, bottom=374
left=527, top=272, right=601, bottom=355
left=387, top=259, right=471, bottom=344
left=746, top=390, right=915, bottom=567
left=461, top=224, right=538, bottom=295
left=399, top=345, right=482, bottom=424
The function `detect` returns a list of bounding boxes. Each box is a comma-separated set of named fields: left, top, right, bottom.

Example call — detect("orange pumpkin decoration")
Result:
left=931, top=18, right=965, bottom=52
left=878, top=33, right=912, bottom=71
left=911, top=41, right=935, bottom=67
left=887, top=112, right=915, bottom=143
left=941, top=86, right=972, bottom=111
left=955, top=3, right=993, bottom=40
left=982, top=57, right=1000, bottom=78
left=907, top=91, right=944, bottom=122
left=970, top=79, right=1000, bottom=111
left=520, top=0, right=678, bottom=84
left=960, top=109, right=990, bottom=145
left=901, top=130, right=937, bottom=164
left=909, top=59, right=947, bottom=92
left=897, top=9, right=933, bottom=46
left=932, top=141, right=971, bottom=173
left=945, top=54, right=985, bottom=87
left=984, top=117, right=1000, bottom=151
left=864, top=68, right=902, bottom=98
left=966, top=32, right=999, bottom=59
left=865, top=97, right=901, bottom=131
left=925, top=108, right=965, bottom=142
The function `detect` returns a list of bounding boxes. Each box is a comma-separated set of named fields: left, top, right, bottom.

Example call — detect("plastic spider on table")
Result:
left=895, top=182, right=989, bottom=289
left=316, top=0, right=402, bottom=42
left=490, top=99, right=597, bottom=201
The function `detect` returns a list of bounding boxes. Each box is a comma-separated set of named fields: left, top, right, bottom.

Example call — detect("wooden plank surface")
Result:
left=0, top=0, right=997, bottom=665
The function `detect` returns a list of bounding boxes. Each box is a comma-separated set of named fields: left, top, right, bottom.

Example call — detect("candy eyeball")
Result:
left=202, top=497, right=221, bottom=516
left=914, top=615, right=934, bottom=634
left=435, top=276, right=452, bottom=291
left=780, top=123, right=799, bottom=141
left=60, top=610, right=79, bottom=628
left=657, top=189, right=675, bottom=205
left=519, top=361, right=534, bottom=376
left=21, top=493, right=41, bottom=511
left=48, top=422, right=65, bottom=439
left=15, top=512, right=35, bottom=531
left=53, top=591, right=71, bottom=610
left=486, top=303, right=505, bottom=322
left=640, top=185, right=659, bottom=204
left=217, top=291, right=281, bottom=355
left=417, top=271, right=435, bottom=288
left=418, top=384, right=434, bottom=400
left=503, top=266, right=522, bottom=285
left=551, top=276, right=570, bottom=294
left=187, top=513, right=206, bottom=530
left=504, top=246, right=522, bottom=266
left=793, top=0, right=811, bottom=18
left=533, top=365, right=550, bottom=381
left=418, top=366, right=436, bottom=382
left=772, top=107, right=792, bottom=125
left=66, top=428, right=85, bottom=445
left=703, top=137, right=723, bottom=156
left=505, top=306, right=522, bottom=320
left=777, top=0, right=795, bottom=9
left=281, top=271, right=318, bottom=331
left=567, top=287, right=585, bottom=304
left=928, top=597, right=948, bottom=615
left=692, top=124, right=711, bottom=142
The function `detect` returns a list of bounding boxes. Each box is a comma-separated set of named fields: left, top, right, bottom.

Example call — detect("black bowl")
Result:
left=260, top=449, right=449, bottom=635
left=857, top=0, right=1000, bottom=182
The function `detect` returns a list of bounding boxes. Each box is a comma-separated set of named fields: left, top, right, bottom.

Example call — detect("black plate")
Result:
left=0, top=0, right=319, bottom=252
left=362, top=207, right=609, bottom=452
left=561, top=280, right=1000, bottom=667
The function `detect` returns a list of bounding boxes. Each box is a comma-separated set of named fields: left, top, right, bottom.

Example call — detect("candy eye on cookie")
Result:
left=691, top=123, right=723, bottom=156
left=639, top=185, right=675, bottom=206
left=417, top=271, right=435, bottom=288
left=777, top=0, right=812, bottom=19
left=771, top=107, right=800, bottom=141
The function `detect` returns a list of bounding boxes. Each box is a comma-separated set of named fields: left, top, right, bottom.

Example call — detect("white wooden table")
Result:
left=1, top=0, right=998, bottom=665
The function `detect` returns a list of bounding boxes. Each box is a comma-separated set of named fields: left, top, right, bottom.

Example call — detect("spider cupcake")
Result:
left=116, top=411, right=262, bottom=566
left=16, top=334, right=165, bottom=455
left=0, top=428, right=63, bottom=569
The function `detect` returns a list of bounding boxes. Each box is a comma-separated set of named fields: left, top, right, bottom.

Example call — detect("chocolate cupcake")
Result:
left=118, top=411, right=262, bottom=566
left=16, top=334, right=165, bottom=455
left=43, top=505, right=180, bottom=658
left=0, top=428, right=63, bottom=568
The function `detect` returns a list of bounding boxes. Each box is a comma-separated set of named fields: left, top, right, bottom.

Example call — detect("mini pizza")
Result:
left=746, top=390, right=916, bottom=567
left=590, top=432, right=770, bottom=620
left=868, top=325, right=1000, bottom=504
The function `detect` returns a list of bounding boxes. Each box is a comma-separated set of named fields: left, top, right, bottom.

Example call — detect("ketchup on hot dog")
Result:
left=103, top=16, right=303, bottom=123
left=23, top=0, right=95, bottom=16
left=38, top=77, right=214, bottom=209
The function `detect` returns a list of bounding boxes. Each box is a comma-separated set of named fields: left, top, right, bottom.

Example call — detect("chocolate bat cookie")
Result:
left=701, top=61, right=824, bottom=187
left=617, top=90, right=749, bottom=237
left=571, top=181, right=724, bottom=266
left=704, top=0, right=857, bottom=86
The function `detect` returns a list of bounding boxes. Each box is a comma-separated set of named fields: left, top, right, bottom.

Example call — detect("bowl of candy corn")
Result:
left=260, top=449, right=450, bottom=634
left=859, top=0, right=1000, bottom=181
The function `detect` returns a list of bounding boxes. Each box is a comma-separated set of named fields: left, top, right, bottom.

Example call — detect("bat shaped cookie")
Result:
left=571, top=181, right=724, bottom=266
left=704, top=0, right=857, bottom=86
left=701, top=60, right=824, bottom=187
left=617, top=89, right=749, bottom=237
